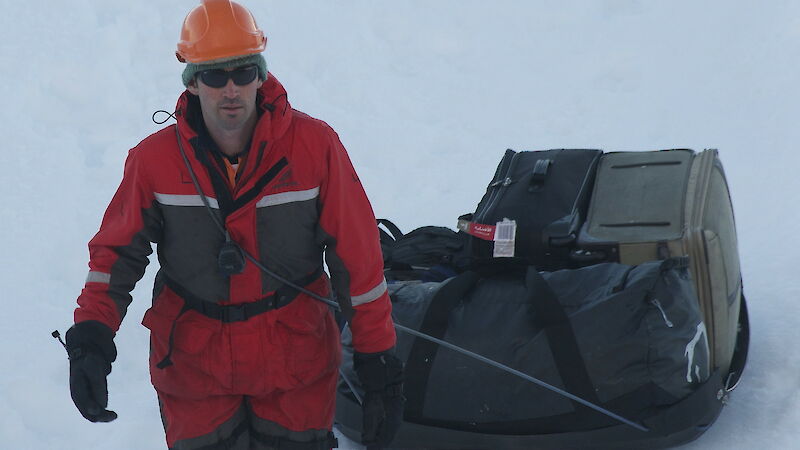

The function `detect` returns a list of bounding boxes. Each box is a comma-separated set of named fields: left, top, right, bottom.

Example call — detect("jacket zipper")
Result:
left=235, top=141, right=267, bottom=194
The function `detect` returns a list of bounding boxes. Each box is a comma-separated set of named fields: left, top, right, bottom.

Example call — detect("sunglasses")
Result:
left=196, top=65, right=259, bottom=88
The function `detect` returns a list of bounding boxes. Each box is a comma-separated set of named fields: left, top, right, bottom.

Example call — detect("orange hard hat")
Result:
left=176, top=0, right=267, bottom=63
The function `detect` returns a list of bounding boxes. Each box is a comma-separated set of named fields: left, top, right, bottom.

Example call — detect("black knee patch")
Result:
left=251, top=430, right=338, bottom=450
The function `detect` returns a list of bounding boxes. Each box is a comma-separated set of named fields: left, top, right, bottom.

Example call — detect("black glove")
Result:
left=353, top=349, right=405, bottom=448
left=65, top=320, right=118, bottom=423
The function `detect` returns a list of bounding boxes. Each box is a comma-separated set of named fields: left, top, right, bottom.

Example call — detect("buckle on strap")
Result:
left=162, top=266, right=324, bottom=323
left=220, top=304, right=248, bottom=323
left=275, top=294, right=292, bottom=308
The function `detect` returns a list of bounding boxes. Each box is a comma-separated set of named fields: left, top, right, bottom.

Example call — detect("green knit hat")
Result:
left=182, top=53, right=268, bottom=87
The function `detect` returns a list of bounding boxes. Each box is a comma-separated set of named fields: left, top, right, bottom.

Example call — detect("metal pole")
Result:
left=240, top=260, right=648, bottom=432
left=339, top=368, right=363, bottom=405
left=239, top=253, right=649, bottom=432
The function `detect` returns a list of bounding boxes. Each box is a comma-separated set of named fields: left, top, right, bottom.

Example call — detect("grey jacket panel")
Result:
left=255, top=196, right=324, bottom=293
left=155, top=193, right=328, bottom=301
left=106, top=202, right=163, bottom=320
left=315, top=225, right=351, bottom=313
left=156, top=203, right=229, bottom=302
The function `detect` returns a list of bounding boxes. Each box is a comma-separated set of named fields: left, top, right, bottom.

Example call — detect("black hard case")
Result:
left=463, top=148, right=602, bottom=270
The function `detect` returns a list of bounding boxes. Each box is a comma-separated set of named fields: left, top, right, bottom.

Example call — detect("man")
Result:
left=65, top=1, right=404, bottom=448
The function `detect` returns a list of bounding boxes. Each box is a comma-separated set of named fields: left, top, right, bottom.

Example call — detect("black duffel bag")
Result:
left=337, top=258, right=720, bottom=449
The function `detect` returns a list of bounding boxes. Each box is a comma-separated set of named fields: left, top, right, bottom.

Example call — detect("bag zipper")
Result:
left=651, top=298, right=674, bottom=328
left=475, top=152, right=514, bottom=223
left=476, top=151, right=521, bottom=224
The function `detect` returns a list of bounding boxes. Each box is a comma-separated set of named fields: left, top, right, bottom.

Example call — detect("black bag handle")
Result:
left=528, top=158, right=552, bottom=190
left=376, top=219, right=404, bottom=241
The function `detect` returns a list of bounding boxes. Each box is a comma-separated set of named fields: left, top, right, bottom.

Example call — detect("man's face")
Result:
left=187, top=65, right=263, bottom=133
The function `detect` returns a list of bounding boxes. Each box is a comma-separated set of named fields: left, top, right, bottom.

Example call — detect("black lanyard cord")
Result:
left=152, top=110, right=178, bottom=125
left=174, top=126, right=232, bottom=242
left=173, top=126, right=339, bottom=309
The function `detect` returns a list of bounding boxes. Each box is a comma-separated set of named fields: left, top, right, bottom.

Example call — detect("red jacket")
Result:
left=75, top=74, right=396, bottom=360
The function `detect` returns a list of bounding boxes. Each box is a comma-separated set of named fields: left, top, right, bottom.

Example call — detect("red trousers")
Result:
left=142, top=282, right=342, bottom=448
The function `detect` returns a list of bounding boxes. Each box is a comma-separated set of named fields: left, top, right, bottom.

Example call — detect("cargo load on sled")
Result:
left=336, top=148, right=749, bottom=449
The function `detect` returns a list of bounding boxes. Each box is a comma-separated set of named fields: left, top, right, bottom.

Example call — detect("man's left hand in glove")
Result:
left=354, top=348, right=405, bottom=448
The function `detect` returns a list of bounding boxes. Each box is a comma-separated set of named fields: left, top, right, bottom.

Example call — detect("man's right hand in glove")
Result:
left=65, top=320, right=118, bottom=423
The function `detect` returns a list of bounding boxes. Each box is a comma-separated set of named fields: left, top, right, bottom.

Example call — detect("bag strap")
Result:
left=405, top=265, right=604, bottom=421
left=724, top=290, right=749, bottom=391
left=378, top=227, right=395, bottom=247
left=377, top=219, right=404, bottom=241
left=525, top=268, right=601, bottom=414
left=403, top=270, right=480, bottom=420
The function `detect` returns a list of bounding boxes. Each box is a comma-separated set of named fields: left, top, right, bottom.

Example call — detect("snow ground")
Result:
left=1, top=0, right=798, bottom=448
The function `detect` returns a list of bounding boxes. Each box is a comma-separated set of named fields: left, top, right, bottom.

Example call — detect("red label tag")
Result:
left=457, top=219, right=496, bottom=241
